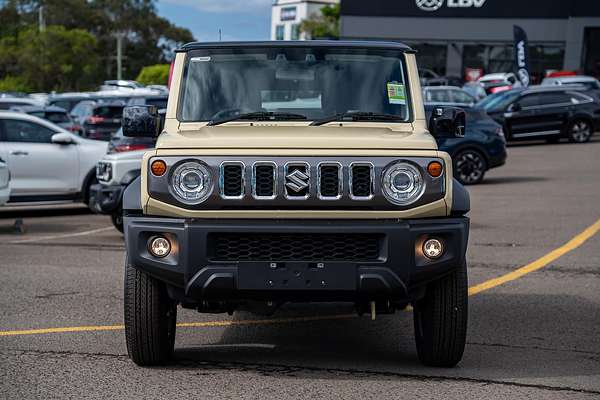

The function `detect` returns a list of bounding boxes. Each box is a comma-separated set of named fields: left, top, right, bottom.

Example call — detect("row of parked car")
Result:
left=1, top=75, right=599, bottom=233
left=0, top=84, right=166, bottom=217
left=421, top=74, right=600, bottom=185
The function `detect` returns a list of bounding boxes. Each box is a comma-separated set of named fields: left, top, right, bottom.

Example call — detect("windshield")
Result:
left=179, top=46, right=411, bottom=123
left=476, top=90, right=521, bottom=112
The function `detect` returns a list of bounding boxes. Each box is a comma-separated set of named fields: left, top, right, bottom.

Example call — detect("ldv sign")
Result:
left=416, top=0, right=486, bottom=12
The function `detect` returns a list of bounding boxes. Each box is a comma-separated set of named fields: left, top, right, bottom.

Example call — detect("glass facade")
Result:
left=463, top=44, right=564, bottom=84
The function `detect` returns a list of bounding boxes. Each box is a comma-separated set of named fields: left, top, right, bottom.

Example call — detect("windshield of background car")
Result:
left=94, top=106, right=123, bottom=118
left=29, top=111, right=70, bottom=124
left=179, top=46, right=411, bottom=122
left=476, top=90, right=521, bottom=112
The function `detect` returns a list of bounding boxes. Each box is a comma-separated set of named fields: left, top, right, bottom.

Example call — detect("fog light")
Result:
left=149, top=236, right=170, bottom=258
left=423, top=238, right=444, bottom=260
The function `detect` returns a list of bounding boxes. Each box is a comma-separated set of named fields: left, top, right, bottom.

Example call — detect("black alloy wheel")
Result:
left=568, top=120, right=593, bottom=143
left=453, top=149, right=487, bottom=185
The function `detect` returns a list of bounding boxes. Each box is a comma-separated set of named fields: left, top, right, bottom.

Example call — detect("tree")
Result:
left=0, top=25, right=99, bottom=92
left=0, top=0, right=195, bottom=90
left=136, top=64, right=170, bottom=85
left=300, top=4, right=340, bottom=40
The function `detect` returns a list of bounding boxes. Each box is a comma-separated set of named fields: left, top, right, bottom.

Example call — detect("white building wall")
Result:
left=271, top=0, right=339, bottom=40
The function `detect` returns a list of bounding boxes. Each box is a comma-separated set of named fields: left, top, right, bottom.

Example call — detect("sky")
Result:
left=156, top=0, right=273, bottom=42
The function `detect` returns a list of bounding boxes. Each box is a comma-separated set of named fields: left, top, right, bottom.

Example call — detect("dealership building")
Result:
left=340, top=0, right=600, bottom=81
left=271, top=0, right=339, bottom=41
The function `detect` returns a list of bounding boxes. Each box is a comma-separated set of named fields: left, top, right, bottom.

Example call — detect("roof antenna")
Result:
left=219, top=29, right=222, bottom=41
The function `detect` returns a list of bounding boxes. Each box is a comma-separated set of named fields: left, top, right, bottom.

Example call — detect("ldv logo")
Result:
left=416, top=0, right=486, bottom=11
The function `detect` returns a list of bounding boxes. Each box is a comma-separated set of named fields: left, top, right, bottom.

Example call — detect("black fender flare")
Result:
left=123, top=176, right=142, bottom=213
left=120, top=169, right=141, bottom=186
left=451, top=178, right=470, bottom=216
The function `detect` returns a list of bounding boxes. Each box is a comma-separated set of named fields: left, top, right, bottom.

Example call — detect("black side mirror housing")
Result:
left=122, top=105, right=161, bottom=137
left=428, top=107, right=466, bottom=138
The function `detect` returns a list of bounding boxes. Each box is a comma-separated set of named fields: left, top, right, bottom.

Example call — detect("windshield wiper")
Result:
left=309, top=111, right=405, bottom=126
left=207, top=111, right=307, bottom=126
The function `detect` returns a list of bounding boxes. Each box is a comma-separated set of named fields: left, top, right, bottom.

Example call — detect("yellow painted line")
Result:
left=1, top=218, right=599, bottom=337
left=0, top=315, right=355, bottom=337
left=469, top=217, right=600, bottom=296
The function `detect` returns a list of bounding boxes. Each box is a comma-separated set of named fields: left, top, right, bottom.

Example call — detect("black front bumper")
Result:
left=124, top=217, right=469, bottom=304
left=89, top=183, right=124, bottom=214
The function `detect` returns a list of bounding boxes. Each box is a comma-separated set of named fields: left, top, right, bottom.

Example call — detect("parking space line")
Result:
left=468, top=217, right=600, bottom=295
left=7, top=227, right=113, bottom=244
left=1, top=218, right=599, bottom=337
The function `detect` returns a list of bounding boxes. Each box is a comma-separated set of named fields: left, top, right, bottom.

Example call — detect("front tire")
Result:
left=453, top=149, right=487, bottom=185
left=567, top=119, right=593, bottom=143
left=111, top=211, right=124, bottom=233
left=124, top=263, right=177, bottom=366
left=413, top=262, right=468, bottom=367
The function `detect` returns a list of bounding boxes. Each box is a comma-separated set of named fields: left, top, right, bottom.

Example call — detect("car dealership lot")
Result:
left=1, top=140, right=599, bottom=399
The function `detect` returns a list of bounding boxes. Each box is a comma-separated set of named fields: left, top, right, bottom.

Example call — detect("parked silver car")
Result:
left=0, top=111, right=108, bottom=205
left=422, top=86, right=476, bottom=107
left=0, top=157, right=9, bottom=206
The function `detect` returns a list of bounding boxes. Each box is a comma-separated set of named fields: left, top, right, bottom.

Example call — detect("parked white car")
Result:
left=0, top=111, right=108, bottom=205
left=422, top=86, right=476, bottom=107
left=0, top=157, right=10, bottom=206
left=478, top=72, right=522, bottom=94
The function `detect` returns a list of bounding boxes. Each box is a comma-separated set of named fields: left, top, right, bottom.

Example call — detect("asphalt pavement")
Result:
left=1, top=138, right=599, bottom=399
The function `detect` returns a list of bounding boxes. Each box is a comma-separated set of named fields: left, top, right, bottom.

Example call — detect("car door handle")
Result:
left=10, top=150, right=29, bottom=156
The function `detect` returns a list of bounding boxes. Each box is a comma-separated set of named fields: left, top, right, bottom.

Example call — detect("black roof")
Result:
left=177, top=40, right=414, bottom=53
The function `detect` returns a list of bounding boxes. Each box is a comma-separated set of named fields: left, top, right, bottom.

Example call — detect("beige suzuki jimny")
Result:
left=121, top=41, right=470, bottom=368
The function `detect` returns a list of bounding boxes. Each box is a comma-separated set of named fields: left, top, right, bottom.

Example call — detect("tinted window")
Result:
left=451, top=90, right=474, bottom=104
left=2, top=119, right=56, bottom=143
left=520, top=92, right=570, bottom=107
left=93, top=106, right=123, bottom=118
left=0, top=101, right=29, bottom=110
left=425, top=89, right=451, bottom=103
left=146, top=98, right=168, bottom=109
left=71, top=102, right=93, bottom=117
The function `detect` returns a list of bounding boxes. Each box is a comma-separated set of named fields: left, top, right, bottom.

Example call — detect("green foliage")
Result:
left=0, top=75, right=31, bottom=92
left=136, top=64, right=170, bottom=85
left=300, top=4, right=340, bottom=40
left=0, top=0, right=194, bottom=92
left=0, top=25, right=99, bottom=92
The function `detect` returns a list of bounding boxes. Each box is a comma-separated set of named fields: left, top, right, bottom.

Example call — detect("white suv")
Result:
left=0, top=111, right=108, bottom=204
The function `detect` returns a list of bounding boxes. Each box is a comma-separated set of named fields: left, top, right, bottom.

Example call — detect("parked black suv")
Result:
left=477, top=86, right=600, bottom=143
left=70, top=101, right=125, bottom=140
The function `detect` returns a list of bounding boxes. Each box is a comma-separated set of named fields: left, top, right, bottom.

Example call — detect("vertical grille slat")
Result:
left=318, top=163, right=342, bottom=199
left=253, top=163, right=276, bottom=199
left=350, top=163, right=373, bottom=199
left=221, top=162, right=244, bottom=198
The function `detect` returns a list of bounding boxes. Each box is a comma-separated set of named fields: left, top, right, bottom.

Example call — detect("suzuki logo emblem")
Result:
left=285, top=168, right=310, bottom=193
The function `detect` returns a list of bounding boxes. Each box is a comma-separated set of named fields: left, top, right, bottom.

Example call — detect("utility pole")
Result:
left=116, top=33, right=123, bottom=80
left=38, top=5, right=45, bottom=32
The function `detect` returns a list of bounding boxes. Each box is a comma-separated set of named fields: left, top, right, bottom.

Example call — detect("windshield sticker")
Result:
left=387, top=83, right=406, bottom=105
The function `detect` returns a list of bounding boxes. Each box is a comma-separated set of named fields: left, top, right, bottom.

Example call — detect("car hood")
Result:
left=157, top=124, right=438, bottom=151
left=100, top=149, right=148, bottom=162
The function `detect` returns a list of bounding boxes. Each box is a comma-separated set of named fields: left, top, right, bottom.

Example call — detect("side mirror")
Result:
left=508, top=102, right=521, bottom=112
left=428, top=107, right=466, bottom=138
left=51, top=132, right=75, bottom=145
left=122, top=105, right=160, bottom=137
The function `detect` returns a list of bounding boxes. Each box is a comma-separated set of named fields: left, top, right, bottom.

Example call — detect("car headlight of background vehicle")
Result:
left=381, top=162, right=425, bottom=206
left=169, top=161, right=213, bottom=204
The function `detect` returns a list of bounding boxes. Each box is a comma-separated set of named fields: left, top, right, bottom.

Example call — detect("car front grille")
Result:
left=208, top=233, right=382, bottom=262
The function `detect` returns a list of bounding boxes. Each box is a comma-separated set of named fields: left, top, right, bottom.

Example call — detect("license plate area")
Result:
left=237, top=262, right=356, bottom=290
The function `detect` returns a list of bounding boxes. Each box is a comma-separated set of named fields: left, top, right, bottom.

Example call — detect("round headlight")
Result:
left=381, top=162, right=425, bottom=206
left=169, top=161, right=213, bottom=204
